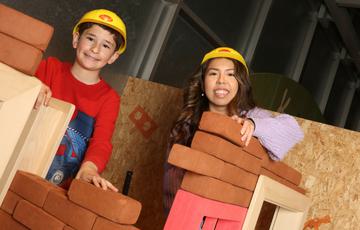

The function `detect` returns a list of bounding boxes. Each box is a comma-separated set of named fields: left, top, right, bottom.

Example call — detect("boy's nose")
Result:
left=91, top=43, right=100, bottom=53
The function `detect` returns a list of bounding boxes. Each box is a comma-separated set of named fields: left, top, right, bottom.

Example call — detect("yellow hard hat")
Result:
left=73, top=9, right=127, bottom=54
left=201, top=47, right=248, bottom=74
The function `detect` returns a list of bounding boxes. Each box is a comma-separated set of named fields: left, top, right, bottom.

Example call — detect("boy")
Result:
left=35, top=9, right=126, bottom=191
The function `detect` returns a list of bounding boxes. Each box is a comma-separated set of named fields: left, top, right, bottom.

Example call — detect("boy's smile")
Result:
left=71, top=24, right=119, bottom=83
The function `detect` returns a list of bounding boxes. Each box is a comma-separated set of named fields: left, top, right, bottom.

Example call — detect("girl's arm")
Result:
left=247, top=107, right=304, bottom=160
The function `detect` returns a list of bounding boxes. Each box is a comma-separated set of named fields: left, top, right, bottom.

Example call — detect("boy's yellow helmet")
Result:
left=201, top=47, right=249, bottom=74
left=73, top=9, right=127, bottom=54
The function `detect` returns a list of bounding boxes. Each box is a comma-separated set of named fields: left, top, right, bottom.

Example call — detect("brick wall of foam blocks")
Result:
left=0, top=171, right=142, bottom=230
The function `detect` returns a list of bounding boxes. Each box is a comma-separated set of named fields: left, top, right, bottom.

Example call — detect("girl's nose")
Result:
left=216, top=73, right=226, bottom=84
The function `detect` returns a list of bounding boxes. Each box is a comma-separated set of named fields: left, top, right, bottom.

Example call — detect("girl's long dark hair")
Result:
left=168, top=58, right=256, bottom=149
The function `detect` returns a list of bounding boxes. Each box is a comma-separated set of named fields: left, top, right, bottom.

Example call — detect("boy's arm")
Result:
left=76, top=161, right=118, bottom=192
left=82, top=92, right=120, bottom=172
left=78, top=91, right=120, bottom=191
left=34, top=83, right=52, bottom=109
left=34, top=57, right=56, bottom=109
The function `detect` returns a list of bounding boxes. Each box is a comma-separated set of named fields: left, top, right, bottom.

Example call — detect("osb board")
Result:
left=284, top=118, right=360, bottom=229
left=102, top=77, right=182, bottom=230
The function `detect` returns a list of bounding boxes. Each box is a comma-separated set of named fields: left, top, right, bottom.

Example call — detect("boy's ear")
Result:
left=72, top=32, right=80, bottom=48
left=107, top=52, right=120, bottom=65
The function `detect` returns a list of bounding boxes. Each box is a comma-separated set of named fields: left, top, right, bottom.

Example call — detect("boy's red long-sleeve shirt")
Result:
left=35, top=57, right=120, bottom=173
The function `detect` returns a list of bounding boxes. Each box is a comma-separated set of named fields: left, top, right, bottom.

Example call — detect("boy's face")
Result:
left=72, top=24, right=120, bottom=71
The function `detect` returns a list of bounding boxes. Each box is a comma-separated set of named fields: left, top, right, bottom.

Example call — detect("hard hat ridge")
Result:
left=201, top=47, right=249, bottom=74
left=73, top=9, right=127, bottom=54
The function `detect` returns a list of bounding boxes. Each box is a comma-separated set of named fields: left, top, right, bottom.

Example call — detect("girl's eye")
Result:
left=103, top=44, right=110, bottom=49
left=86, top=36, right=94, bottom=41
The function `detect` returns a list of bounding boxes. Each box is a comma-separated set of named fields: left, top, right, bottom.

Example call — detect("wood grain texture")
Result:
left=102, top=77, right=182, bottom=230
left=0, top=63, right=41, bottom=203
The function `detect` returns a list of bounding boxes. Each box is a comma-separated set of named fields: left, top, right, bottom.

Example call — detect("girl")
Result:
left=163, top=47, right=304, bottom=214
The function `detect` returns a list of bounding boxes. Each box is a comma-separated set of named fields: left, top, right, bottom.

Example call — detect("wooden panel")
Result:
left=0, top=98, right=74, bottom=204
left=242, top=175, right=310, bottom=230
left=17, top=98, right=74, bottom=176
left=0, top=62, right=74, bottom=204
left=102, top=77, right=182, bottom=230
left=284, top=118, right=360, bottom=228
left=0, top=63, right=41, bottom=189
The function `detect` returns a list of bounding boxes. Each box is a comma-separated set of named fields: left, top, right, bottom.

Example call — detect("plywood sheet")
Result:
left=17, top=98, right=74, bottom=176
left=284, top=118, right=360, bottom=229
left=102, top=77, right=182, bottom=230
left=0, top=98, right=74, bottom=204
left=0, top=63, right=41, bottom=196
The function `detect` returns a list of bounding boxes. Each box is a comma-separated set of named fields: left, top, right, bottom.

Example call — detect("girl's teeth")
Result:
left=215, top=90, right=228, bottom=96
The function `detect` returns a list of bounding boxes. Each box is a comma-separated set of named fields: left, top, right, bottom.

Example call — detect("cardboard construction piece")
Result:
left=164, top=189, right=247, bottom=230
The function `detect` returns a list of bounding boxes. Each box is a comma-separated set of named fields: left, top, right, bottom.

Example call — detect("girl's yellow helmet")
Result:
left=201, top=47, right=249, bottom=74
left=73, top=9, right=127, bottom=54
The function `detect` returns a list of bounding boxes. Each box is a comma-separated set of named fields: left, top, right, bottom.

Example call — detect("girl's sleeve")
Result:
left=247, top=107, right=304, bottom=160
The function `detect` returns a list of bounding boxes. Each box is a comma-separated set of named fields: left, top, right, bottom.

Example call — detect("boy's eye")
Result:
left=86, top=36, right=94, bottom=41
left=103, top=44, right=111, bottom=49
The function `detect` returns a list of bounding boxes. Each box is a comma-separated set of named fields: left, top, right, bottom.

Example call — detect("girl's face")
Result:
left=204, top=58, right=239, bottom=115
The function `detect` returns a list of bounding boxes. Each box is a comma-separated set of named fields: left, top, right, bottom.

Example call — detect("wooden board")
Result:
left=102, top=77, right=182, bottom=230
left=0, top=62, right=41, bottom=187
left=17, top=98, right=74, bottom=176
left=0, top=62, right=74, bottom=204
left=242, top=175, right=311, bottom=230
left=0, top=98, right=74, bottom=204
left=284, top=118, right=360, bottom=229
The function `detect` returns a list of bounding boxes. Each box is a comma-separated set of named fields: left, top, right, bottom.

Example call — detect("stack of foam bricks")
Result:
left=164, top=112, right=305, bottom=229
left=0, top=171, right=142, bottom=230
left=0, top=3, right=53, bottom=75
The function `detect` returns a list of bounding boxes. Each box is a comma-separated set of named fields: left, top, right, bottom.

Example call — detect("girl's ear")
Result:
left=72, top=32, right=80, bottom=49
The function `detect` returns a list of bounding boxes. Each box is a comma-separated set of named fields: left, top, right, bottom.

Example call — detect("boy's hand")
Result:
left=76, top=161, right=119, bottom=192
left=35, top=83, right=52, bottom=109
left=231, top=115, right=255, bottom=146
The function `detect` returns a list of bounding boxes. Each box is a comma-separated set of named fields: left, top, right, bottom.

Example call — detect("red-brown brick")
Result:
left=168, top=144, right=258, bottom=191
left=68, top=179, right=141, bottom=225
left=93, top=217, right=140, bottom=230
left=191, top=131, right=262, bottom=174
left=181, top=172, right=253, bottom=207
left=1, top=190, right=22, bottom=214
left=198, top=112, right=302, bottom=185
left=0, top=32, right=42, bottom=75
left=0, top=3, right=53, bottom=51
left=13, top=200, right=64, bottom=230
left=260, top=168, right=306, bottom=194
left=9, top=170, right=64, bottom=207
left=0, top=209, right=28, bottom=230
left=43, top=189, right=97, bottom=230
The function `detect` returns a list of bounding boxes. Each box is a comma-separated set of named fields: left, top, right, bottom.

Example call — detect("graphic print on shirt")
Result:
left=46, top=111, right=94, bottom=186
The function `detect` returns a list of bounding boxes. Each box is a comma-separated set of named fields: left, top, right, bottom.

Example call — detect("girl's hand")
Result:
left=35, top=83, right=52, bottom=109
left=76, top=161, right=119, bottom=192
left=231, top=115, right=255, bottom=146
